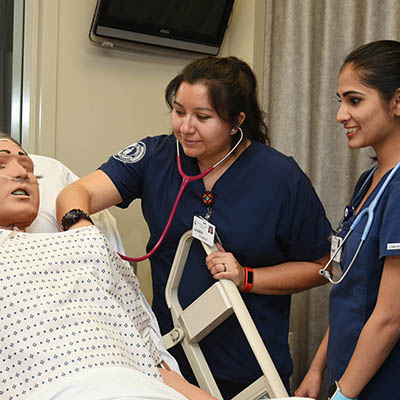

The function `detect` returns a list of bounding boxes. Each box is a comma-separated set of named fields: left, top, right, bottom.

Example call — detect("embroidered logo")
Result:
left=387, top=243, right=400, bottom=250
left=113, top=142, right=146, bottom=163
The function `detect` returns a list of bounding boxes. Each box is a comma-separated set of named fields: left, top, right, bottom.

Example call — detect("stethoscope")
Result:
left=319, top=161, right=400, bottom=284
left=118, top=127, right=244, bottom=262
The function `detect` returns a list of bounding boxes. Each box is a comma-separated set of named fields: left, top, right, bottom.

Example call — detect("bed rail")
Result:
left=163, top=230, right=289, bottom=400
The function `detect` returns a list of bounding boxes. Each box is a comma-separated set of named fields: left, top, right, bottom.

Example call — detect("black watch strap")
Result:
left=61, top=209, right=94, bottom=231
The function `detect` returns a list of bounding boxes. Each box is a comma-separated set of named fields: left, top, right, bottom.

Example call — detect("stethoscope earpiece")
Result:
left=231, top=124, right=243, bottom=134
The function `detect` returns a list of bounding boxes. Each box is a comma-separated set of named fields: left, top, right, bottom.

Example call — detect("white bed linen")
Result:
left=0, top=227, right=165, bottom=399
left=24, top=366, right=188, bottom=400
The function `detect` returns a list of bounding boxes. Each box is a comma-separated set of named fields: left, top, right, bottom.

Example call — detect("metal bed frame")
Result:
left=163, top=230, right=289, bottom=400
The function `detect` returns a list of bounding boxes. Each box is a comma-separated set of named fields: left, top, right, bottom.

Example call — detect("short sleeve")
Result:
left=379, top=179, right=400, bottom=259
left=279, top=171, right=332, bottom=261
left=99, top=138, right=152, bottom=208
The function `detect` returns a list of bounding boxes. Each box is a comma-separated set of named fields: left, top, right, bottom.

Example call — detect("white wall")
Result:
left=26, top=0, right=266, bottom=300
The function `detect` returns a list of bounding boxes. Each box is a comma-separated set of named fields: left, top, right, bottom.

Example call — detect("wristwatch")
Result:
left=61, top=209, right=94, bottom=231
left=328, top=381, right=357, bottom=400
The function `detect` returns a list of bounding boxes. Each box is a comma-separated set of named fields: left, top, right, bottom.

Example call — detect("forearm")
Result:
left=338, top=315, right=400, bottom=398
left=294, top=328, right=328, bottom=398
left=309, top=327, right=329, bottom=375
left=206, top=248, right=329, bottom=295
left=251, top=253, right=329, bottom=295
left=56, top=181, right=92, bottom=223
left=56, top=170, right=122, bottom=226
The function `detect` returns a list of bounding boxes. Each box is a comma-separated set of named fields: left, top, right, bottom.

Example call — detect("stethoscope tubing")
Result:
left=320, top=161, right=400, bottom=284
left=118, top=128, right=244, bottom=262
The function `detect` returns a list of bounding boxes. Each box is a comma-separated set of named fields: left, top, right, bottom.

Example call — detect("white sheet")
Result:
left=24, top=367, right=188, bottom=400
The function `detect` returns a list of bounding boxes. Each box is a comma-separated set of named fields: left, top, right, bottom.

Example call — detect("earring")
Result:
left=231, top=128, right=236, bottom=133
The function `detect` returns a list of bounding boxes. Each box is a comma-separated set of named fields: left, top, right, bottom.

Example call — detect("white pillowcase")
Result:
left=26, top=154, right=124, bottom=252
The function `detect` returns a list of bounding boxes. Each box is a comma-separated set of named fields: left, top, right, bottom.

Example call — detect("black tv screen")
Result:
left=90, top=0, right=235, bottom=56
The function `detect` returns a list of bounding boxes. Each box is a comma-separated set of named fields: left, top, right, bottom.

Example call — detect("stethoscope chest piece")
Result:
left=343, top=205, right=354, bottom=222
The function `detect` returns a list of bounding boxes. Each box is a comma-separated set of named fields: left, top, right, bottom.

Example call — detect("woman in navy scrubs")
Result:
left=57, top=56, right=331, bottom=398
left=295, top=40, right=400, bottom=400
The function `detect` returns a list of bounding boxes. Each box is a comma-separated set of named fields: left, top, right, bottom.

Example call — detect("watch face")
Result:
left=248, top=270, right=254, bottom=284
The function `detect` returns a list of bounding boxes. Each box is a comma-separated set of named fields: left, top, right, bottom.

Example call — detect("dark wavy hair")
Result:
left=165, top=56, right=270, bottom=145
left=341, top=40, right=400, bottom=102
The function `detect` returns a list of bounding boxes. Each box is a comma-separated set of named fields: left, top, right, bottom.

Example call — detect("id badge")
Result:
left=330, top=235, right=343, bottom=263
left=192, top=216, right=215, bottom=247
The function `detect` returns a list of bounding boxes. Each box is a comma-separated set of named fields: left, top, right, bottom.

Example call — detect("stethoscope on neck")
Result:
left=319, top=161, right=400, bottom=284
left=118, top=127, right=244, bottom=262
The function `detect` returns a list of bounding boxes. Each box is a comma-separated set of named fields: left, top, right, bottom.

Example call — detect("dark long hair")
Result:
left=341, top=40, right=400, bottom=102
left=165, top=56, right=270, bottom=145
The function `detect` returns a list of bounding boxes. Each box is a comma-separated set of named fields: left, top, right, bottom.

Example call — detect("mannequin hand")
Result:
left=205, top=242, right=244, bottom=288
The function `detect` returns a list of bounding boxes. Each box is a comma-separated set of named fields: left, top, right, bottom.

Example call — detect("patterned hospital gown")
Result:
left=0, top=226, right=162, bottom=400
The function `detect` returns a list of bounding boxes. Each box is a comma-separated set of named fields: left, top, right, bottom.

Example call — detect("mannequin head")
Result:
left=0, top=135, right=39, bottom=230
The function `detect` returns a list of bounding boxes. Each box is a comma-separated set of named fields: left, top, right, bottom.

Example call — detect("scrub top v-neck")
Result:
left=327, top=166, right=400, bottom=399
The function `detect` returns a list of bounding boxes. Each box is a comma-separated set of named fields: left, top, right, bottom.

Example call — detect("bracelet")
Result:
left=61, top=209, right=94, bottom=231
left=241, top=267, right=254, bottom=293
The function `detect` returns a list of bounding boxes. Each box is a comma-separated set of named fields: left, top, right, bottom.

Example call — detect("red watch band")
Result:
left=241, top=267, right=254, bottom=293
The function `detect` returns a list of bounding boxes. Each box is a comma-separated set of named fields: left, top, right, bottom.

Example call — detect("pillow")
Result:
left=26, top=154, right=124, bottom=253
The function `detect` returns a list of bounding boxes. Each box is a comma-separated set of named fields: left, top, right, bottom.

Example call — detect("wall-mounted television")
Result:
left=89, top=0, right=235, bottom=56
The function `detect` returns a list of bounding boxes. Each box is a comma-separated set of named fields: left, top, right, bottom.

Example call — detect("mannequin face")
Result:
left=0, top=139, right=39, bottom=229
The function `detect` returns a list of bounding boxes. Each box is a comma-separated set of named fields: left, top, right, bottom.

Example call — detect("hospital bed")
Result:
left=30, top=154, right=310, bottom=400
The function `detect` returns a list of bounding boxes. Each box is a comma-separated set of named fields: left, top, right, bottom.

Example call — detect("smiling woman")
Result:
left=295, top=40, right=400, bottom=400
left=336, top=65, right=397, bottom=153
left=171, top=81, right=246, bottom=181
left=56, top=55, right=332, bottom=398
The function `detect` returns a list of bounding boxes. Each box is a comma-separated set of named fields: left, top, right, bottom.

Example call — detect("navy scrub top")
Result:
left=100, top=134, right=331, bottom=384
left=328, top=166, right=400, bottom=399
